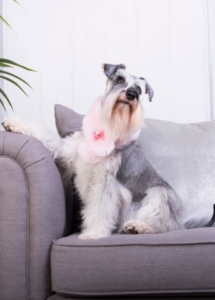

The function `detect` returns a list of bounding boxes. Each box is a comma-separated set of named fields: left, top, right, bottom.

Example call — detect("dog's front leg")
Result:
left=2, top=116, right=80, bottom=169
left=78, top=159, right=122, bottom=240
left=2, top=116, right=61, bottom=158
left=78, top=192, right=119, bottom=240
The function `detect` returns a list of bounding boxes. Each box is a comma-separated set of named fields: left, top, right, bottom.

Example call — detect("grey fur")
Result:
left=103, top=63, right=126, bottom=79
left=117, top=140, right=163, bottom=202
left=116, top=140, right=183, bottom=233
left=145, top=81, right=154, bottom=102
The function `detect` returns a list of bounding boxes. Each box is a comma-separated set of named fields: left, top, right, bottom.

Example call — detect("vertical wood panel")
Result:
left=208, top=0, right=215, bottom=119
left=22, top=0, right=41, bottom=121
left=169, top=0, right=210, bottom=122
left=55, top=0, right=73, bottom=113
left=2, top=0, right=28, bottom=118
left=145, top=0, right=173, bottom=120
left=0, top=0, right=212, bottom=131
left=71, top=0, right=106, bottom=113
left=39, top=0, right=58, bottom=126
left=70, top=0, right=91, bottom=113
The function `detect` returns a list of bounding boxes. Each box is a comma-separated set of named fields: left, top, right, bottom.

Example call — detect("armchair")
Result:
left=1, top=109, right=215, bottom=299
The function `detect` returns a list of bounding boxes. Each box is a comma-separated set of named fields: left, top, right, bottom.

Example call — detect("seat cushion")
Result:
left=48, top=295, right=215, bottom=300
left=51, top=228, right=215, bottom=297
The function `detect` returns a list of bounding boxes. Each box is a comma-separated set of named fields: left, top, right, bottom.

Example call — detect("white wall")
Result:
left=0, top=0, right=213, bottom=131
left=208, top=0, right=215, bottom=119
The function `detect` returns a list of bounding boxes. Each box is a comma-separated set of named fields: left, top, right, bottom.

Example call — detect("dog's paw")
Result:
left=123, top=220, right=139, bottom=234
left=123, top=219, right=155, bottom=234
left=2, top=117, right=28, bottom=135
left=78, top=231, right=109, bottom=240
left=78, top=232, right=96, bottom=240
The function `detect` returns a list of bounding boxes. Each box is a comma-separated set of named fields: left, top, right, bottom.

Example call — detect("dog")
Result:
left=2, top=63, right=215, bottom=240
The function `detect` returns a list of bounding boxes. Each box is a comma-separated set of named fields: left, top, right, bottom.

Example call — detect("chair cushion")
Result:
left=47, top=296, right=215, bottom=300
left=51, top=229, right=215, bottom=297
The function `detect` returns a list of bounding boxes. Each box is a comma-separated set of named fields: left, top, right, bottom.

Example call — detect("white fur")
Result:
left=3, top=112, right=183, bottom=240
left=2, top=116, right=133, bottom=239
left=2, top=69, right=183, bottom=239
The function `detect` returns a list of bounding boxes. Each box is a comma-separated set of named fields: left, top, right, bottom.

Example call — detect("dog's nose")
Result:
left=126, top=88, right=138, bottom=101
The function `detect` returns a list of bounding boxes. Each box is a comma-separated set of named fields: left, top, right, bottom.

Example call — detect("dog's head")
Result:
left=80, top=63, right=154, bottom=162
left=101, top=63, right=154, bottom=147
left=103, top=63, right=153, bottom=102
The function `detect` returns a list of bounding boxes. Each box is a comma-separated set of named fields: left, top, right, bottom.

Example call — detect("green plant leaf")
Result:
left=0, top=75, right=29, bottom=97
left=0, top=59, right=36, bottom=72
left=0, top=15, right=12, bottom=30
left=0, top=62, right=13, bottom=68
left=0, top=70, right=33, bottom=89
left=0, top=89, right=14, bottom=111
left=0, top=98, right=7, bottom=112
left=12, top=0, right=26, bottom=10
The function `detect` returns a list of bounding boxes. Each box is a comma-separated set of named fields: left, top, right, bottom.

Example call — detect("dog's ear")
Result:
left=102, top=63, right=126, bottom=80
left=145, top=82, right=154, bottom=102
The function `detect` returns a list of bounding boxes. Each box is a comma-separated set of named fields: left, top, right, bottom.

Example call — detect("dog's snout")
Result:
left=126, top=88, right=138, bottom=101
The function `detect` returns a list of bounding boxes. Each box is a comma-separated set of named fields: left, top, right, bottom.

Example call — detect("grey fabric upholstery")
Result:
left=51, top=229, right=215, bottom=297
left=0, top=131, right=66, bottom=300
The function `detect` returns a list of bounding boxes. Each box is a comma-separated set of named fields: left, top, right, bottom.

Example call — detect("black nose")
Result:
left=126, top=88, right=138, bottom=101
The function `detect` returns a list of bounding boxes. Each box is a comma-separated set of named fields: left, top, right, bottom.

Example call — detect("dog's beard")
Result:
left=79, top=92, right=143, bottom=163
left=102, top=91, right=144, bottom=148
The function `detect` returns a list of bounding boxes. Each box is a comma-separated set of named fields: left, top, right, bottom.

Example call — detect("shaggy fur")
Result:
left=2, top=63, right=195, bottom=240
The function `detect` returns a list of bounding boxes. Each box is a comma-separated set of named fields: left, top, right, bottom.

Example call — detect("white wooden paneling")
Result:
left=0, top=0, right=213, bottom=131
left=208, top=0, right=215, bottom=119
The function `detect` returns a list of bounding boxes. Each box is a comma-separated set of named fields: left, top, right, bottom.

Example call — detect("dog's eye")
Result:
left=117, top=76, right=125, bottom=84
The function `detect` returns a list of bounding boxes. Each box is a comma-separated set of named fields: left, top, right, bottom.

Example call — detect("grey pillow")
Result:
left=139, top=119, right=215, bottom=227
left=54, top=104, right=215, bottom=227
left=55, top=104, right=84, bottom=138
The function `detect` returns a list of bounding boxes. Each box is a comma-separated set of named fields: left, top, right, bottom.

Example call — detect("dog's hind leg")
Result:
left=123, top=185, right=183, bottom=234
left=124, top=219, right=155, bottom=234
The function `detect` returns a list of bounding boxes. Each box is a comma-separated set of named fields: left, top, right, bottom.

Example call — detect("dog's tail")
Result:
left=184, top=204, right=215, bottom=229
left=205, top=204, right=215, bottom=227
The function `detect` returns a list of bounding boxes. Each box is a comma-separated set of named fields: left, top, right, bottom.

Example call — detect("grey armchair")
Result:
left=1, top=112, right=215, bottom=299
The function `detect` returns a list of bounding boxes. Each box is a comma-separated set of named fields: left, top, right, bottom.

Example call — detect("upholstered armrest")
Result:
left=0, top=131, right=66, bottom=300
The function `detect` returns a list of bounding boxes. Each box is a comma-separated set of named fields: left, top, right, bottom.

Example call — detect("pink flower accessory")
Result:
left=78, top=97, right=116, bottom=163
left=93, top=130, right=105, bottom=141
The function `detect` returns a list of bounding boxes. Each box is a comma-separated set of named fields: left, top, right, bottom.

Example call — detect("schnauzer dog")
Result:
left=2, top=63, right=214, bottom=240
